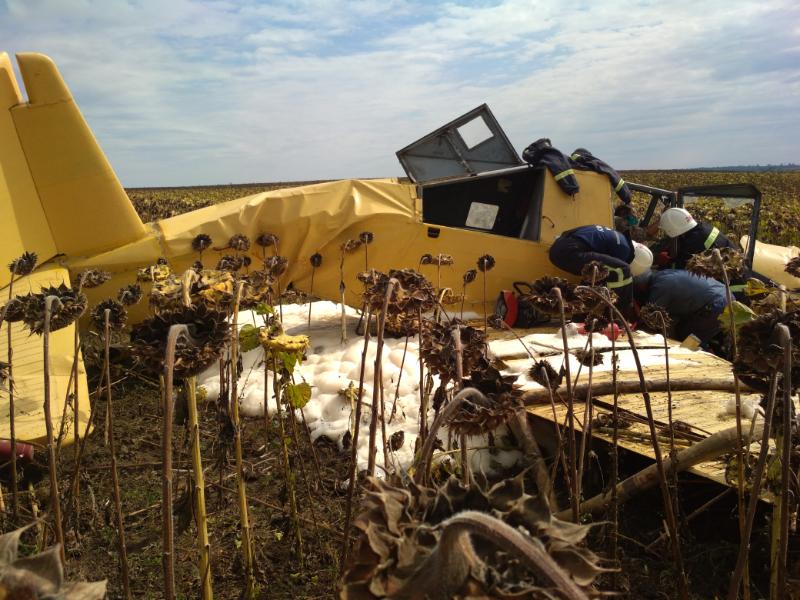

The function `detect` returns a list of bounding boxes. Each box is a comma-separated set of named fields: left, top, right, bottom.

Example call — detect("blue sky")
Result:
left=1, top=0, right=798, bottom=186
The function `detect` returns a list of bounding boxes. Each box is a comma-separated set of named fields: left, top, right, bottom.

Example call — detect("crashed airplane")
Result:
left=0, top=51, right=797, bottom=447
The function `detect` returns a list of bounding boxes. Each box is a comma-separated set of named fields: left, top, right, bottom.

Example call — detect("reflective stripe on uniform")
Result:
left=615, top=178, right=625, bottom=192
left=729, top=284, right=746, bottom=292
left=554, top=169, right=575, bottom=182
left=606, top=267, right=632, bottom=289
left=703, top=227, right=720, bottom=249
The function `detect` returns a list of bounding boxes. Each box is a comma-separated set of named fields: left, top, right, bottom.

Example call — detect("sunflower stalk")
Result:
left=230, top=283, right=257, bottom=598
left=104, top=310, right=132, bottom=599
left=609, top=306, right=620, bottom=591
left=367, top=279, right=395, bottom=476
left=575, top=325, right=595, bottom=501
left=727, top=370, right=780, bottom=600
left=414, top=388, right=489, bottom=485
left=552, top=287, right=580, bottom=523
left=771, top=324, right=793, bottom=599
left=389, top=334, right=409, bottom=423
left=186, top=376, right=213, bottom=599
left=43, top=296, right=66, bottom=562
left=161, top=324, right=188, bottom=600
left=575, top=286, right=689, bottom=600
left=340, top=307, right=372, bottom=571
left=272, top=352, right=303, bottom=568
left=452, top=325, right=470, bottom=486
left=713, top=248, right=751, bottom=600
left=3, top=275, right=18, bottom=519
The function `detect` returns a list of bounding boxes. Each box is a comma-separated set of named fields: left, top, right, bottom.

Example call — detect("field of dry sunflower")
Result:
left=2, top=170, right=796, bottom=600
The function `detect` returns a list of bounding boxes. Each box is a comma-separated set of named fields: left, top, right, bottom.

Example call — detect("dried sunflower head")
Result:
left=16, top=283, right=88, bottom=334
left=2, top=298, right=25, bottom=322
left=463, top=269, right=478, bottom=286
left=0, top=526, right=107, bottom=599
left=216, top=255, right=243, bottom=272
left=580, top=261, right=609, bottom=284
left=487, top=313, right=505, bottom=330
left=477, top=254, right=496, bottom=272
left=77, top=269, right=111, bottom=289
left=192, top=269, right=235, bottom=308
left=157, top=257, right=169, bottom=266
left=419, top=253, right=434, bottom=266
left=686, top=247, right=745, bottom=281
left=130, top=304, right=230, bottom=378
left=191, top=260, right=204, bottom=272
left=639, top=302, right=672, bottom=332
left=90, top=299, right=128, bottom=331
left=785, top=256, right=800, bottom=278
left=525, top=276, right=584, bottom=315
left=137, top=262, right=171, bottom=282
left=265, top=255, right=288, bottom=277
left=529, top=360, right=563, bottom=390
left=434, top=253, right=454, bottom=266
left=574, top=348, right=603, bottom=366
left=363, top=269, right=436, bottom=318
left=7, top=251, right=38, bottom=277
left=341, top=472, right=607, bottom=599
left=359, top=231, right=374, bottom=245
left=734, top=310, right=800, bottom=393
left=420, top=321, right=488, bottom=381
left=226, top=234, right=250, bottom=252
left=357, top=269, right=383, bottom=286
left=256, top=232, right=279, bottom=249
left=310, top=252, right=323, bottom=268
left=260, top=332, right=310, bottom=355
left=341, top=239, right=363, bottom=254
left=191, top=233, right=213, bottom=254
left=117, top=283, right=143, bottom=306
left=240, top=270, right=273, bottom=309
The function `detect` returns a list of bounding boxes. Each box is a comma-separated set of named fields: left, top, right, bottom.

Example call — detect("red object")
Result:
left=655, top=250, right=672, bottom=267
left=0, top=439, right=34, bottom=462
left=499, top=290, right=518, bottom=327
left=577, top=322, right=623, bottom=341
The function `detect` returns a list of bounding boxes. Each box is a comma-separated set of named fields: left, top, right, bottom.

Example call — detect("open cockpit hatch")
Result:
left=396, top=104, right=544, bottom=241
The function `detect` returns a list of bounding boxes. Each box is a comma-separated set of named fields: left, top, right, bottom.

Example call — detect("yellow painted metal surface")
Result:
left=0, top=52, right=146, bottom=290
left=0, top=266, right=89, bottom=445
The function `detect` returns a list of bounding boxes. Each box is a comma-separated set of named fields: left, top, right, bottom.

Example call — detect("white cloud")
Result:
left=1, top=0, right=797, bottom=185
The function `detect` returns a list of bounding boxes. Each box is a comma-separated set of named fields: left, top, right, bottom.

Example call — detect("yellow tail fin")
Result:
left=0, top=52, right=146, bottom=286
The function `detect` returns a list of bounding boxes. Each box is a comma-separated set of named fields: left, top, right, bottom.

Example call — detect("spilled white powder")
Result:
left=198, top=301, right=522, bottom=477
left=198, top=303, right=696, bottom=476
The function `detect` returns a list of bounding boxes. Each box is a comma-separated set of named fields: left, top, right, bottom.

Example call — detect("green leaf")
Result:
left=718, top=300, right=756, bottom=334
left=280, top=351, right=298, bottom=374
left=287, top=382, right=312, bottom=409
left=255, top=302, right=274, bottom=316
left=239, top=324, right=262, bottom=353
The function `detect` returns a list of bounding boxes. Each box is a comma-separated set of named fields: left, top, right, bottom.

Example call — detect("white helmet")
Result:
left=660, top=207, right=697, bottom=237
left=629, top=242, right=653, bottom=276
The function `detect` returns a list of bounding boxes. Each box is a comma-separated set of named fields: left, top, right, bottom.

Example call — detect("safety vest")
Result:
left=703, top=227, right=720, bottom=249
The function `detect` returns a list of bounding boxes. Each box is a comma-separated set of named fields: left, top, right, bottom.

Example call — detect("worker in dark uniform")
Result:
left=549, top=224, right=653, bottom=308
left=653, top=207, right=748, bottom=297
left=633, top=269, right=728, bottom=346
left=653, top=207, right=737, bottom=268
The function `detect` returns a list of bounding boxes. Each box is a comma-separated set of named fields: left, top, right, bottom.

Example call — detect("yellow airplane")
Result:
left=0, top=52, right=796, bottom=446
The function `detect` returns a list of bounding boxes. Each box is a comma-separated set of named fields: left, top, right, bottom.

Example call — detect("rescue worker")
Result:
left=633, top=269, right=728, bottom=346
left=653, top=207, right=737, bottom=269
left=653, top=207, right=750, bottom=298
left=548, top=224, right=653, bottom=308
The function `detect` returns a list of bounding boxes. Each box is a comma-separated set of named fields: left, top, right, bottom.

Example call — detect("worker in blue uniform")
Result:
left=548, top=224, right=653, bottom=307
left=634, top=269, right=728, bottom=345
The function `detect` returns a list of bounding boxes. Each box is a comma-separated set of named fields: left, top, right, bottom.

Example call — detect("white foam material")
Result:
left=197, top=303, right=681, bottom=475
